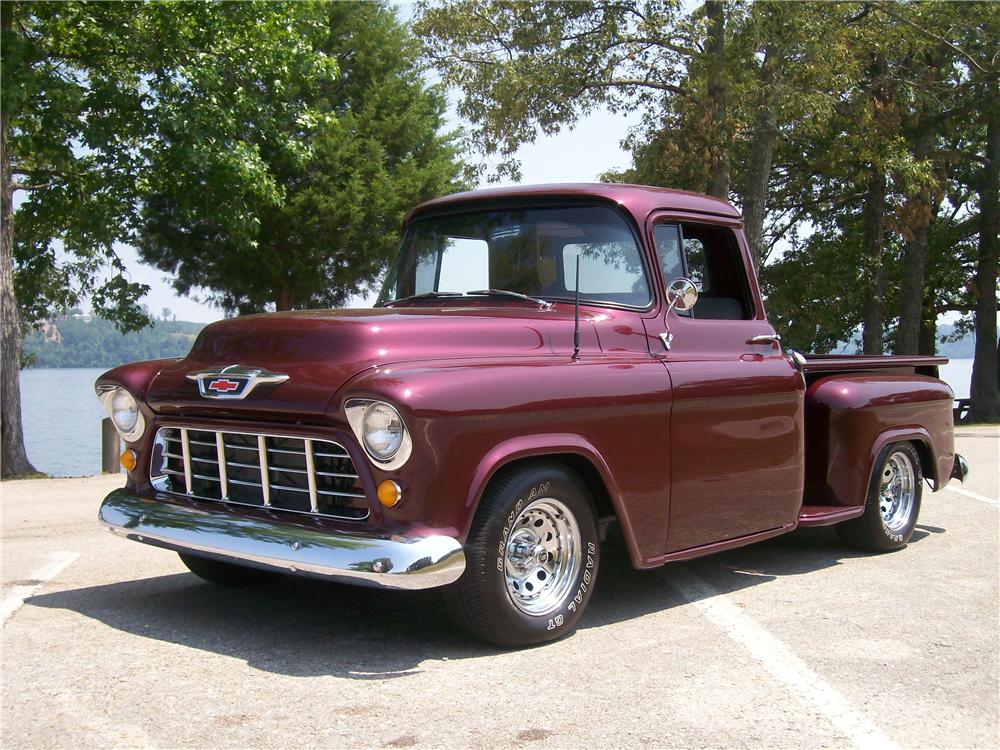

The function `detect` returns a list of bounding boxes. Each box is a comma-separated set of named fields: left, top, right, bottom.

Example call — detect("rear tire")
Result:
left=178, top=553, right=275, bottom=586
left=836, top=442, right=922, bottom=552
left=444, top=461, right=600, bottom=647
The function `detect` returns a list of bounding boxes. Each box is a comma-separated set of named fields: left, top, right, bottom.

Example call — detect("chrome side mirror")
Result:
left=660, top=278, right=698, bottom=351
left=666, top=278, right=698, bottom=313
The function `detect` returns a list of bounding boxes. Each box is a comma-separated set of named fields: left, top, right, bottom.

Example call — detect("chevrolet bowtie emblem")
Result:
left=186, top=365, right=289, bottom=400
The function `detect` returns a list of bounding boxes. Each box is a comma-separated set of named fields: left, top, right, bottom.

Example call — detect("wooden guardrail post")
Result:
left=101, top=418, right=121, bottom=474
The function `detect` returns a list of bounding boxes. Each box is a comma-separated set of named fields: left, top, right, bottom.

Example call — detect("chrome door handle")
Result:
left=747, top=334, right=781, bottom=346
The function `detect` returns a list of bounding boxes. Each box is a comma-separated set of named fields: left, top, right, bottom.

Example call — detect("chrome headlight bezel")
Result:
left=345, top=398, right=412, bottom=470
left=96, top=385, right=146, bottom=443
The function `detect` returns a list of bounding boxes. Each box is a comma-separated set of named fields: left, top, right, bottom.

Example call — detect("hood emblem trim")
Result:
left=186, top=365, right=289, bottom=400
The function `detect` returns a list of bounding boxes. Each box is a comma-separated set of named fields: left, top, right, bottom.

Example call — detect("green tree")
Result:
left=1, top=1, right=337, bottom=477
left=138, top=1, right=465, bottom=314
left=416, top=0, right=707, bottom=183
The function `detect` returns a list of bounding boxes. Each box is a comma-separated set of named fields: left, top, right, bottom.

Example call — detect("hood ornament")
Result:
left=186, top=365, right=289, bottom=400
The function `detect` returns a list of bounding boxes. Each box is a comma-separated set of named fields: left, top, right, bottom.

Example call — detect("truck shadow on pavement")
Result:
left=28, top=525, right=936, bottom=679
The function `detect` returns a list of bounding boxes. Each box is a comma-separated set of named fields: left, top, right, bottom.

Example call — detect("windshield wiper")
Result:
left=466, top=289, right=553, bottom=309
left=382, top=291, right=464, bottom=307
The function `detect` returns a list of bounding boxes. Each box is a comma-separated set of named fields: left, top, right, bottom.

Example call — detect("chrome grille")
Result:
left=151, top=427, right=368, bottom=520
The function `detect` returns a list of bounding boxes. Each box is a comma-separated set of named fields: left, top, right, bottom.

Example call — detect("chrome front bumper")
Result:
left=99, top=488, right=466, bottom=590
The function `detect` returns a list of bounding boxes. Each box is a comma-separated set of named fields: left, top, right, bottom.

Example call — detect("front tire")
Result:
left=444, top=462, right=600, bottom=647
left=178, top=553, right=275, bottom=586
left=836, top=442, right=923, bottom=552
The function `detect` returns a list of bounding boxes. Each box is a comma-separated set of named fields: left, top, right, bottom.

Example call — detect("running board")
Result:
left=645, top=523, right=796, bottom=566
left=797, top=505, right=865, bottom=527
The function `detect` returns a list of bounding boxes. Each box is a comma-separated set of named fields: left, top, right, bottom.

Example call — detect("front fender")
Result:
left=464, top=433, right=654, bottom=564
left=95, top=358, right=177, bottom=399
left=331, top=355, right=672, bottom=563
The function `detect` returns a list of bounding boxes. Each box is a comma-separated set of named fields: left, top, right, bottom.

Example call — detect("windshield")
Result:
left=377, top=205, right=651, bottom=308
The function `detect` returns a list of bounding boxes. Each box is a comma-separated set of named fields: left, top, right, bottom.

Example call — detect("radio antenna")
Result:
left=572, top=254, right=581, bottom=360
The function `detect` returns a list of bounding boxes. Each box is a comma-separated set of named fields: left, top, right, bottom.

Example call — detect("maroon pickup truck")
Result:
left=97, top=183, right=968, bottom=646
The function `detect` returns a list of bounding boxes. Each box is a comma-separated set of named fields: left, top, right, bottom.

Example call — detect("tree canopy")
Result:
left=137, top=1, right=465, bottom=314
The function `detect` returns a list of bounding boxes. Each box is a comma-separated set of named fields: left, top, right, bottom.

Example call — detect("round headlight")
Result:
left=98, top=386, right=145, bottom=442
left=362, top=402, right=404, bottom=461
left=111, top=389, right=140, bottom=434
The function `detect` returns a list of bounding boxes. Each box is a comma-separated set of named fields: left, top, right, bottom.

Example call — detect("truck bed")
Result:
left=800, top=353, right=947, bottom=379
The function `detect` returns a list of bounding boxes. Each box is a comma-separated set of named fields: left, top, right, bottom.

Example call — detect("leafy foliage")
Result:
left=3, top=0, right=339, bottom=330
left=416, top=0, right=700, bottom=183
left=137, top=1, right=465, bottom=314
left=417, top=1, right=996, bottom=348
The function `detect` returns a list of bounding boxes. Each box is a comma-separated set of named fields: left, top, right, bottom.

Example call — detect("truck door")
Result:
left=646, top=219, right=804, bottom=552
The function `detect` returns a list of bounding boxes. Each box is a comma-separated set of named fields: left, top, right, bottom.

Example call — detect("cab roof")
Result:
left=404, top=183, right=742, bottom=227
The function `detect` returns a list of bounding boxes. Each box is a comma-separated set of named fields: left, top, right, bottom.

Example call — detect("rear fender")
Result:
left=805, top=374, right=954, bottom=507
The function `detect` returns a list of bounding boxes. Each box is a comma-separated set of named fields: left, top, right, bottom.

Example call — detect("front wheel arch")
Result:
left=462, top=436, right=642, bottom=566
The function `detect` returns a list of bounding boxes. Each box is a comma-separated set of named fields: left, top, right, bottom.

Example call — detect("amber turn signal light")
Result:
left=120, top=449, right=137, bottom=472
left=377, top=480, right=402, bottom=508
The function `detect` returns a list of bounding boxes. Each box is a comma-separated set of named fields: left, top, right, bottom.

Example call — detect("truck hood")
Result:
left=145, top=306, right=601, bottom=421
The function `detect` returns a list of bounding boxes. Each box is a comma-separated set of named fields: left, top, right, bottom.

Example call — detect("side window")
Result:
left=653, top=224, right=684, bottom=285
left=679, top=223, right=752, bottom=321
left=682, top=237, right=708, bottom=293
left=654, top=221, right=753, bottom=320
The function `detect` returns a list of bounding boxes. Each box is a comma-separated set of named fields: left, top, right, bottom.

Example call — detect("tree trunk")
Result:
left=918, top=295, right=937, bottom=356
left=0, top=8, right=38, bottom=478
left=275, top=281, right=292, bottom=311
left=969, top=79, right=1000, bottom=423
left=705, top=0, right=729, bottom=199
left=862, top=169, right=887, bottom=355
left=897, top=128, right=937, bottom=354
left=742, top=43, right=782, bottom=271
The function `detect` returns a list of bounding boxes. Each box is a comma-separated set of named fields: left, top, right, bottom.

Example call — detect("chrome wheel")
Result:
left=504, top=498, right=581, bottom=616
left=879, top=451, right=916, bottom=533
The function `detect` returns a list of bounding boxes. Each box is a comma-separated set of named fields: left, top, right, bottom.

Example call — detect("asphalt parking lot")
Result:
left=2, top=426, right=997, bottom=749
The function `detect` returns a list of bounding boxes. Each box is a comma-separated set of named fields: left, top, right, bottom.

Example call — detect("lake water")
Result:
left=19, top=359, right=977, bottom=478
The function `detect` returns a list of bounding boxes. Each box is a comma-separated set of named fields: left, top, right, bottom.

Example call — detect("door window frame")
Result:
left=645, top=211, right=767, bottom=322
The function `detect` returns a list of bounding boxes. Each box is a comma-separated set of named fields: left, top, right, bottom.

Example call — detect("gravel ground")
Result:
left=2, top=426, right=997, bottom=749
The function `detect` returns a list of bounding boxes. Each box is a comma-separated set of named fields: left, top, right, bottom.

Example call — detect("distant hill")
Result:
left=24, top=314, right=205, bottom=368
left=832, top=324, right=975, bottom=358
left=934, top=324, right=976, bottom=359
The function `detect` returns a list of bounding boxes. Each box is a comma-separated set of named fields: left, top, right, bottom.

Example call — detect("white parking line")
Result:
left=945, top=485, right=999, bottom=508
left=667, top=565, right=900, bottom=750
left=1, top=551, right=80, bottom=626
